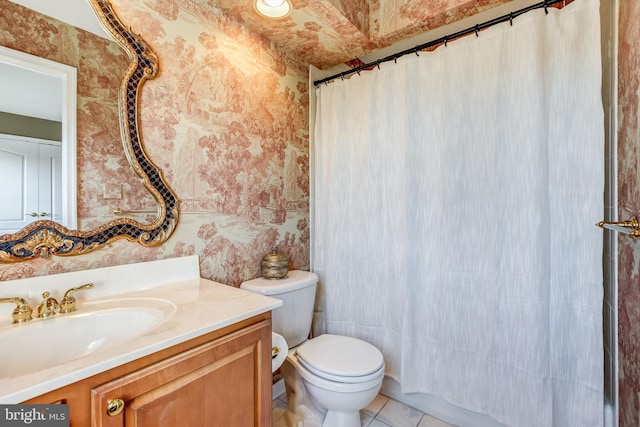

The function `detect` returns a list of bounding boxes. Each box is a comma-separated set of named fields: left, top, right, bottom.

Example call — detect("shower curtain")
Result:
left=312, top=0, right=604, bottom=426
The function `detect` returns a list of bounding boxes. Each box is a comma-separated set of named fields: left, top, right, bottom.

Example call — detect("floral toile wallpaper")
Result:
left=618, top=1, right=640, bottom=425
left=0, top=0, right=310, bottom=286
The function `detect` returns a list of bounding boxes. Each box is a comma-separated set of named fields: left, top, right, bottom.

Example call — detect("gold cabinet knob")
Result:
left=106, top=398, right=125, bottom=416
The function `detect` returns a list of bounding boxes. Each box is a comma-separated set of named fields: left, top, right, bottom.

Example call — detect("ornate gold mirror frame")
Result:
left=0, top=0, right=178, bottom=261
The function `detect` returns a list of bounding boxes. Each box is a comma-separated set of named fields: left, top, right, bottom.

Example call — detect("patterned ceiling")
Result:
left=212, top=0, right=520, bottom=69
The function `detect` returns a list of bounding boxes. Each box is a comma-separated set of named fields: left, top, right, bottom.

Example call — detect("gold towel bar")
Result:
left=113, top=207, right=157, bottom=216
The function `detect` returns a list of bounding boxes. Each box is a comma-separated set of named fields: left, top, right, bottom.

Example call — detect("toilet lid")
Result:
left=295, top=334, right=384, bottom=379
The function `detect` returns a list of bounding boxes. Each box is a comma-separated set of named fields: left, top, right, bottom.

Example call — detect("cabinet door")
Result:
left=91, top=321, right=271, bottom=427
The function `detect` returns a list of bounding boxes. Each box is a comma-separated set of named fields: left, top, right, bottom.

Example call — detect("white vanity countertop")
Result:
left=0, top=256, right=282, bottom=403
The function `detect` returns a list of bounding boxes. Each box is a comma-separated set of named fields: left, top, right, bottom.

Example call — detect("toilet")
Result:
left=241, top=270, right=384, bottom=427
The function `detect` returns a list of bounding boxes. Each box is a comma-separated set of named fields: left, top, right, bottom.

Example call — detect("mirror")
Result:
left=0, top=0, right=178, bottom=261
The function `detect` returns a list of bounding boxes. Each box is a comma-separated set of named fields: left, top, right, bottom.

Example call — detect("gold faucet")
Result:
left=59, top=283, right=94, bottom=314
left=0, top=297, right=33, bottom=323
left=37, top=292, right=59, bottom=318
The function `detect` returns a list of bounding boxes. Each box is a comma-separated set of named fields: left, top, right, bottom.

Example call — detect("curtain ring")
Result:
left=414, top=48, right=419, bottom=57
left=444, top=36, right=448, bottom=47
left=544, top=0, right=549, bottom=14
left=509, top=12, right=514, bottom=26
left=475, top=24, right=479, bottom=37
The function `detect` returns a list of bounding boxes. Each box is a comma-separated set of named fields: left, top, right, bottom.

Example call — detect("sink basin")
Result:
left=0, top=298, right=176, bottom=378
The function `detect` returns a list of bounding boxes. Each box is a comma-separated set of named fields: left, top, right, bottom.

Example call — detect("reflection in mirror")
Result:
left=4, top=0, right=148, bottom=231
left=0, top=0, right=179, bottom=261
left=0, top=46, right=77, bottom=234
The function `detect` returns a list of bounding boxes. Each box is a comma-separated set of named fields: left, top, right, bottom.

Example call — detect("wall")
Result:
left=0, top=0, right=310, bottom=286
left=0, top=112, right=62, bottom=141
left=618, top=0, right=640, bottom=425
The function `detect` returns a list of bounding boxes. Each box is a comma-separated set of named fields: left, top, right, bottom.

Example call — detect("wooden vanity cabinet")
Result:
left=23, top=313, right=273, bottom=427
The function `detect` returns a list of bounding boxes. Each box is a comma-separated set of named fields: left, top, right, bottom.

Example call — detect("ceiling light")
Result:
left=254, top=0, right=291, bottom=19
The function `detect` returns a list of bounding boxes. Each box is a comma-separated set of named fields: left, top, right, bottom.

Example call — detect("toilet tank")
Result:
left=240, top=270, right=318, bottom=348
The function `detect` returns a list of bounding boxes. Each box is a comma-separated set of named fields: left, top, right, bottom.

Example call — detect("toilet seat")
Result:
left=286, top=352, right=385, bottom=394
left=295, top=334, right=384, bottom=383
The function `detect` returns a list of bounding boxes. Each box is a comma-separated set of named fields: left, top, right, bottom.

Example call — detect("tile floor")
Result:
left=272, top=392, right=457, bottom=427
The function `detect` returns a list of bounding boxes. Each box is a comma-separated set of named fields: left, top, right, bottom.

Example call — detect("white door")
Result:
left=0, top=135, right=62, bottom=233
left=38, top=143, right=63, bottom=223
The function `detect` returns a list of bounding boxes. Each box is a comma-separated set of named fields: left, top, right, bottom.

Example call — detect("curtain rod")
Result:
left=313, top=0, right=567, bottom=87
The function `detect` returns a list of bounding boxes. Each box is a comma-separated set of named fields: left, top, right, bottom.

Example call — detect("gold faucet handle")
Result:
left=0, top=297, right=33, bottom=323
left=60, top=283, right=94, bottom=314
left=37, top=292, right=59, bottom=318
